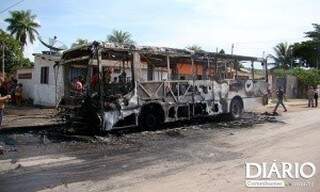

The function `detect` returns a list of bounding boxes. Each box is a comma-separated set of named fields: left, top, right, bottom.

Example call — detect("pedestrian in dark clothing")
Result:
left=0, top=77, right=11, bottom=128
left=314, top=88, right=318, bottom=107
left=307, top=86, right=315, bottom=108
left=273, top=88, right=287, bottom=114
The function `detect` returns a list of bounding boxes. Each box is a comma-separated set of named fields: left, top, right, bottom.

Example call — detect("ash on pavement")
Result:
left=0, top=112, right=282, bottom=192
left=0, top=112, right=280, bottom=158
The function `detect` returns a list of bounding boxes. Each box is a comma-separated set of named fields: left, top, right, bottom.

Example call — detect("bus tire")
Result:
left=229, top=97, right=243, bottom=120
left=139, top=104, right=164, bottom=130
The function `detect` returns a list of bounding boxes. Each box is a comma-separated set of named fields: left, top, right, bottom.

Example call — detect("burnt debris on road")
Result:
left=0, top=111, right=283, bottom=192
left=0, top=112, right=280, bottom=156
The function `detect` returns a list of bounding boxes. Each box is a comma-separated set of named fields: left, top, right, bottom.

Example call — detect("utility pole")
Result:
left=251, top=60, right=255, bottom=80
left=264, top=57, right=269, bottom=83
left=207, top=57, right=210, bottom=80
left=166, top=55, right=170, bottom=80
left=262, top=51, right=268, bottom=82
left=231, top=43, right=234, bottom=55
left=263, top=54, right=274, bottom=83
left=317, top=45, right=320, bottom=69
left=1, top=43, right=4, bottom=77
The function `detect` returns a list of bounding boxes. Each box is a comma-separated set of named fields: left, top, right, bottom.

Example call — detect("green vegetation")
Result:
left=305, top=23, right=320, bottom=41
left=0, top=9, right=39, bottom=74
left=292, top=41, right=318, bottom=68
left=0, top=30, right=33, bottom=73
left=107, top=30, right=135, bottom=45
left=5, top=10, right=40, bottom=50
left=271, top=42, right=294, bottom=69
left=271, top=24, right=320, bottom=86
left=271, top=24, right=320, bottom=69
left=219, top=49, right=225, bottom=54
left=274, top=68, right=320, bottom=86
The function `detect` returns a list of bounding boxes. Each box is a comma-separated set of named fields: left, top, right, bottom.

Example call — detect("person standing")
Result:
left=307, top=86, right=315, bottom=108
left=15, top=83, right=23, bottom=106
left=314, top=87, right=319, bottom=107
left=0, top=77, right=11, bottom=128
left=273, top=88, right=287, bottom=114
left=74, top=77, right=83, bottom=95
left=8, top=78, right=17, bottom=105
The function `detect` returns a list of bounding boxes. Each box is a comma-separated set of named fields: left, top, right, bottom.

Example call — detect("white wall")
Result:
left=17, top=54, right=63, bottom=107
left=16, top=68, right=33, bottom=99
left=33, top=54, right=62, bottom=106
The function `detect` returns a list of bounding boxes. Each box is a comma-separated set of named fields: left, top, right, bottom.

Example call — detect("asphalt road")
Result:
left=0, top=108, right=319, bottom=192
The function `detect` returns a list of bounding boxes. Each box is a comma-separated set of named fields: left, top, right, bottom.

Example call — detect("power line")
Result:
left=0, top=0, right=25, bottom=14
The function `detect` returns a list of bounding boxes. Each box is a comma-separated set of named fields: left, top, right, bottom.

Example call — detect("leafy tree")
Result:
left=290, top=68, right=320, bottom=87
left=4, top=10, right=40, bottom=49
left=107, top=30, right=135, bottom=45
left=290, top=24, right=320, bottom=69
left=305, top=23, right=320, bottom=42
left=0, top=30, right=32, bottom=73
left=292, top=41, right=318, bottom=68
left=219, top=49, right=225, bottom=54
left=71, top=38, right=89, bottom=48
left=271, top=42, right=294, bottom=69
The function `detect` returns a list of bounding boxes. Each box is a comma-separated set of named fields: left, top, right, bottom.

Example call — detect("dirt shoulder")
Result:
left=1, top=106, right=60, bottom=130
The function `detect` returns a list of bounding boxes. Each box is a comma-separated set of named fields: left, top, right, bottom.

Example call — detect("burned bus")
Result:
left=58, top=42, right=268, bottom=131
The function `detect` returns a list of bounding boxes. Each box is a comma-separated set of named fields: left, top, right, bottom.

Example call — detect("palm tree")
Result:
left=186, top=45, right=203, bottom=52
left=107, top=30, right=135, bottom=45
left=5, top=10, right=40, bottom=50
left=71, top=38, right=89, bottom=48
left=271, top=42, right=294, bottom=69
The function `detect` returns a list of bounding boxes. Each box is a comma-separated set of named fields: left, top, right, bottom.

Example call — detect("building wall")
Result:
left=269, top=74, right=300, bottom=98
left=286, top=75, right=298, bottom=98
left=17, top=54, right=63, bottom=107
left=16, top=68, right=33, bottom=99
left=33, top=54, right=63, bottom=106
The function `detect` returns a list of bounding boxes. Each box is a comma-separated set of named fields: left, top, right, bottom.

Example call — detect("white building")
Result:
left=16, top=53, right=63, bottom=107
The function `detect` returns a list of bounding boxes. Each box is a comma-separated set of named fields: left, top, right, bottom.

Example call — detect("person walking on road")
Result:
left=273, top=88, right=287, bottom=114
left=307, top=86, right=315, bottom=108
left=314, top=87, right=318, bottom=107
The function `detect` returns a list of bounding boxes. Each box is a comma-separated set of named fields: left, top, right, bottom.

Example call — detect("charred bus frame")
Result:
left=58, top=42, right=268, bottom=131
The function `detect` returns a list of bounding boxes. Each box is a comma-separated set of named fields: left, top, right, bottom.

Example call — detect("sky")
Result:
left=0, top=0, right=319, bottom=62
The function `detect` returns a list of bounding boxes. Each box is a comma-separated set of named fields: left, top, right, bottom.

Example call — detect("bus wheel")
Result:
left=139, top=104, right=164, bottom=130
left=143, top=113, right=159, bottom=130
left=229, top=98, right=243, bottom=119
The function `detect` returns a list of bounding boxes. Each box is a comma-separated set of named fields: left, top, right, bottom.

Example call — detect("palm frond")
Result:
left=4, top=10, right=40, bottom=48
left=107, top=29, right=135, bottom=45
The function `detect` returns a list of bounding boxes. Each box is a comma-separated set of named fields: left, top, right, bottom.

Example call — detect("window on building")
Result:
left=40, top=67, right=49, bottom=84
left=18, top=73, right=32, bottom=79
